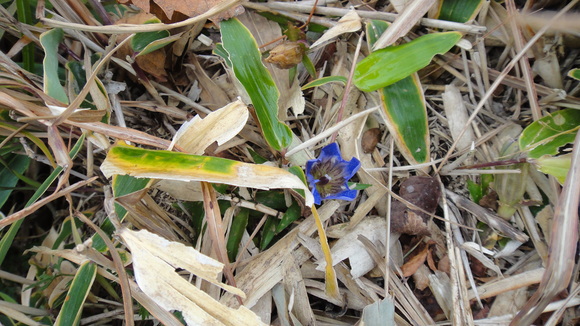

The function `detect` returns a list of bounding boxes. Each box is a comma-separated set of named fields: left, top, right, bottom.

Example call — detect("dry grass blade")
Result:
left=200, top=181, right=239, bottom=300
left=511, top=131, right=580, bottom=325
left=0, top=177, right=97, bottom=229
left=372, top=0, right=438, bottom=50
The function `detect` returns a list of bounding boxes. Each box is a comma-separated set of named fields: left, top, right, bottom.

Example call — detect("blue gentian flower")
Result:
left=306, top=143, right=361, bottom=205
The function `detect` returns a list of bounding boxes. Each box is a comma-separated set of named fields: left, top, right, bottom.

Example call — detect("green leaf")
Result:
left=220, top=18, right=292, bottom=151
left=301, top=53, right=317, bottom=78
left=0, top=154, right=30, bottom=209
left=467, top=179, right=483, bottom=203
left=534, top=154, right=571, bottom=184
left=274, top=201, right=301, bottom=233
left=354, top=31, right=462, bottom=92
left=379, top=74, right=430, bottom=163
left=213, top=43, right=232, bottom=67
left=54, top=261, right=97, bottom=326
left=16, top=0, right=34, bottom=72
left=348, top=182, right=372, bottom=190
left=302, top=76, right=347, bottom=90
left=519, top=109, right=580, bottom=159
left=40, top=28, right=69, bottom=104
left=260, top=216, right=278, bottom=250
left=0, top=134, right=85, bottom=267
left=437, top=0, right=484, bottom=23
left=91, top=174, right=150, bottom=252
left=134, top=33, right=182, bottom=57
left=227, top=208, right=249, bottom=261
left=568, top=68, right=580, bottom=80
left=367, top=20, right=430, bottom=164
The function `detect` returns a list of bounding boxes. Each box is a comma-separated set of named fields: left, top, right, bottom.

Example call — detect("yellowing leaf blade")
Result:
left=101, top=145, right=314, bottom=206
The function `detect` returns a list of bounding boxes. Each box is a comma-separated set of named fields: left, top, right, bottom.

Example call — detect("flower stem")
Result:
left=311, top=205, right=340, bottom=300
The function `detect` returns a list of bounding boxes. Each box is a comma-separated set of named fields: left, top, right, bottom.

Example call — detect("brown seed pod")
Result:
left=264, top=41, right=306, bottom=69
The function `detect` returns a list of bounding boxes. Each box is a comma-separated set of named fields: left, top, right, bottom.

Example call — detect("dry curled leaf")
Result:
left=400, top=242, right=429, bottom=277
left=118, top=0, right=244, bottom=22
left=361, top=128, right=381, bottom=153
left=391, top=176, right=441, bottom=236
left=264, top=41, right=306, bottom=69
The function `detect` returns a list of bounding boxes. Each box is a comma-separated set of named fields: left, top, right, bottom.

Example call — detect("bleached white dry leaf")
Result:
left=372, top=0, right=437, bottom=50
left=170, top=99, right=248, bottom=155
left=155, top=180, right=203, bottom=201
left=119, top=228, right=266, bottom=326
left=461, top=242, right=502, bottom=276
left=442, top=85, right=475, bottom=152
left=310, top=10, right=361, bottom=49
left=317, top=217, right=387, bottom=278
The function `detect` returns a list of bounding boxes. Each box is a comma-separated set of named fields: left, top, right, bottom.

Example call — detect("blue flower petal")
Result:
left=305, top=143, right=361, bottom=205
left=318, top=142, right=341, bottom=160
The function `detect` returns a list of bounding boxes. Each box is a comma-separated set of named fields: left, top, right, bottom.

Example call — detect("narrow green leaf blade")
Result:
left=354, top=31, right=462, bottom=92
left=40, top=28, right=69, bottom=104
left=302, top=76, right=347, bottom=90
left=519, top=109, right=580, bottom=159
left=0, top=134, right=85, bottom=267
left=0, top=154, right=30, bottom=209
left=437, top=0, right=484, bottom=23
left=227, top=208, right=249, bottom=261
left=55, top=261, right=97, bottom=326
left=220, top=18, right=292, bottom=151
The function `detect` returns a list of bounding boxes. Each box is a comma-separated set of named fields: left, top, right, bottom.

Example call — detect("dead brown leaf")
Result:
left=401, top=243, right=429, bottom=277
left=118, top=0, right=244, bottom=22
left=361, top=128, right=381, bottom=153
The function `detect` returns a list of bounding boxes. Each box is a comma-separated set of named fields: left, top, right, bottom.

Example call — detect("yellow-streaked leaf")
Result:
left=101, top=145, right=314, bottom=207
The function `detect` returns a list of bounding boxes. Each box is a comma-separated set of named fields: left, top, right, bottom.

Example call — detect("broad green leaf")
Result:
left=437, top=0, right=484, bottom=23
left=354, top=31, right=462, bottom=92
left=534, top=154, right=571, bottom=184
left=220, top=18, right=292, bottom=151
left=519, top=109, right=580, bottom=159
left=368, top=20, right=430, bottom=164
left=213, top=43, right=231, bottom=67
left=379, top=74, right=429, bottom=163
left=568, top=68, right=580, bottom=80
left=101, top=145, right=314, bottom=206
left=40, top=28, right=68, bottom=104
left=54, top=261, right=97, bottom=326
left=302, top=76, right=348, bottom=90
